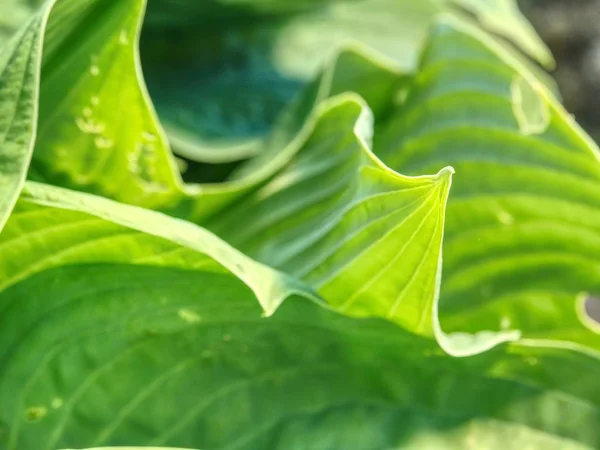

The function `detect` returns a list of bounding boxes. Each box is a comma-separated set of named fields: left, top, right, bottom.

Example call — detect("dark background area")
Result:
left=520, top=0, right=600, bottom=142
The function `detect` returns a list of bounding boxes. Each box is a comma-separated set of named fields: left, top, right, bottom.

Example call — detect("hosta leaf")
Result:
left=31, top=0, right=185, bottom=210
left=5, top=0, right=542, bottom=355
left=11, top=0, right=488, bottom=353
left=0, top=0, right=44, bottom=48
left=2, top=0, right=550, bottom=177
left=204, top=92, right=517, bottom=355
left=7, top=181, right=317, bottom=316
left=212, top=96, right=451, bottom=333
left=140, top=0, right=550, bottom=163
left=0, top=6, right=47, bottom=232
left=451, top=0, right=553, bottom=69
left=1, top=184, right=599, bottom=449
left=374, top=18, right=600, bottom=350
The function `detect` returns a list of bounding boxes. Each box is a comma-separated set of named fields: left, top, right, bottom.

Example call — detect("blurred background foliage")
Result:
left=520, top=0, right=600, bottom=142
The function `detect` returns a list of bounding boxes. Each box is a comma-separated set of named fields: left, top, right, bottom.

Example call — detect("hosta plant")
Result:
left=1, top=0, right=600, bottom=449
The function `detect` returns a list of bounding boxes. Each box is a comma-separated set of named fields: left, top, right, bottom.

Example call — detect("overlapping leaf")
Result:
left=372, top=17, right=600, bottom=352
left=0, top=184, right=599, bottom=449
left=140, top=0, right=551, bottom=164
left=7, top=0, right=505, bottom=354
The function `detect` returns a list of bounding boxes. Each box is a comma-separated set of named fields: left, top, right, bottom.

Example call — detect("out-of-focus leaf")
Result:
left=451, top=0, right=554, bottom=68
left=140, top=0, right=550, bottom=164
left=0, top=5, right=47, bottom=232
left=0, top=0, right=44, bottom=48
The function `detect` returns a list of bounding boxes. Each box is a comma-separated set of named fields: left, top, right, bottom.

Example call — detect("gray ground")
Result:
left=520, top=0, right=600, bottom=142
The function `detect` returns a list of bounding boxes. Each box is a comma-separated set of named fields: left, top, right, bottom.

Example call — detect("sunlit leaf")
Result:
left=374, top=17, right=600, bottom=350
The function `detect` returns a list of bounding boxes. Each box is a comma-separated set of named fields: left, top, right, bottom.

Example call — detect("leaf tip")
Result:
left=434, top=166, right=455, bottom=193
left=437, top=165, right=455, bottom=179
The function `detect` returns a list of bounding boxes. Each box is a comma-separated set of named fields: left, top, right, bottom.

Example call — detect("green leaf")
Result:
left=140, top=0, right=549, bottom=164
left=13, top=0, right=550, bottom=213
left=4, top=2, right=600, bottom=449
left=2, top=0, right=549, bottom=182
left=373, top=17, right=600, bottom=350
left=204, top=91, right=515, bottom=355
left=452, top=0, right=554, bottom=69
left=1, top=184, right=599, bottom=449
left=0, top=6, right=47, bottom=232
left=7, top=0, right=548, bottom=356
left=31, top=0, right=186, bottom=209
left=0, top=0, right=43, bottom=48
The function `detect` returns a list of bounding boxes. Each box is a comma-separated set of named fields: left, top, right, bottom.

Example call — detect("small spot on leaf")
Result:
left=94, top=136, right=114, bottom=150
left=25, top=406, right=47, bottom=422
left=175, top=157, right=188, bottom=174
left=497, top=210, right=514, bottom=226
left=525, top=356, right=538, bottom=366
left=142, top=131, right=156, bottom=142
left=119, top=29, right=129, bottom=45
left=76, top=117, right=104, bottom=135
left=51, top=398, right=63, bottom=409
left=178, top=308, right=201, bottom=324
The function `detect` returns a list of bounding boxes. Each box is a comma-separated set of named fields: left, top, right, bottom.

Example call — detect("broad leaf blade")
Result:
left=204, top=93, right=485, bottom=352
left=375, top=18, right=600, bottom=350
left=0, top=187, right=599, bottom=448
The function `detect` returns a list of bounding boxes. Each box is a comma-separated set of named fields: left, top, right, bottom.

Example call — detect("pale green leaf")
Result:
left=0, top=6, right=47, bottom=232
left=31, top=0, right=183, bottom=209
left=0, top=0, right=44, bottom=48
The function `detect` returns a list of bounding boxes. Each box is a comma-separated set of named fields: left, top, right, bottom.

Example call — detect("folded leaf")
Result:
left=1, top=185, right=599, bottom=449
left=204, top=92, right=514, bottom=355
left=374, top=18, right=600, bottom=350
